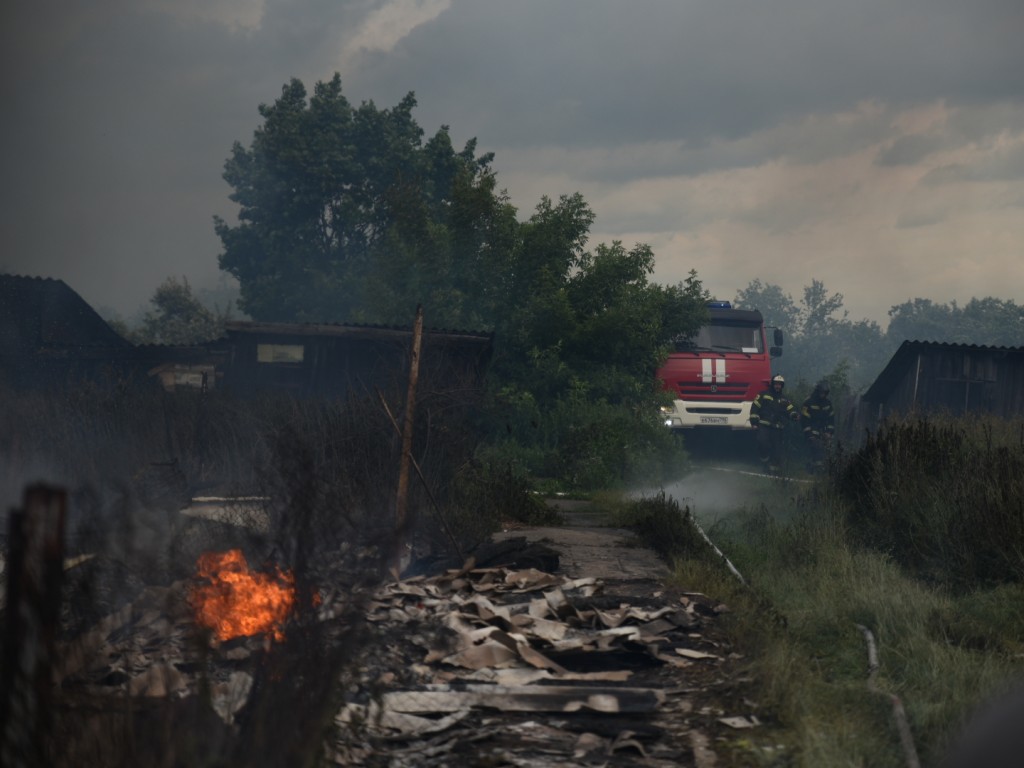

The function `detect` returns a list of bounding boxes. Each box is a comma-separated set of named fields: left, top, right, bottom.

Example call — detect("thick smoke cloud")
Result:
left=2, top=0, right=1022, bottom=323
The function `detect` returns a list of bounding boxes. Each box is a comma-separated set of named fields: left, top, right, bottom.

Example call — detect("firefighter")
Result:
left=801, top=379, right=836, bottom=473
left=749, top=374, right=798, bottom=474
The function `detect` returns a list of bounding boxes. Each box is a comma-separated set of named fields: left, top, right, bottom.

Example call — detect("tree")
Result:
left=734, top=279, right=889, bottom=391
left=215, top=74, right=501, bottom=326
left=475, top=197, right=707, bottom=489
left=136, top=277, right=228, bottom=345
left=733, top=279, right=801, bottom=333
left=887, top=297, right=1024, bottom=346
left=885, top=298, right=957, bottom=343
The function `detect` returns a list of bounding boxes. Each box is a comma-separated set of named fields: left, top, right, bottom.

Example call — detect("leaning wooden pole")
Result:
left=392, top=305, right=424, bottom=577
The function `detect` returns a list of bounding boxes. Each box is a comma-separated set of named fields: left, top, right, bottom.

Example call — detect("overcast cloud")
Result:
left=2, top=0, right=1022, bottom=325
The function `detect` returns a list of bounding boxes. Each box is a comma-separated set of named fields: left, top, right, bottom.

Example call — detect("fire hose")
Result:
left=856, top=624, right=921, bottom=768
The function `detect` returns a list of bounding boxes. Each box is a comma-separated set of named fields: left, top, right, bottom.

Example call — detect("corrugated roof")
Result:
left=223, top=320, right=492, bottom=343
left=863, top=340, right=1024, bottom=402
left=1, top=274, right=132, bottom=352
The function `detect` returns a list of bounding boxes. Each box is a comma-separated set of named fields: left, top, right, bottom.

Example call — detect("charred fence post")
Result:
left=1, top=485, right=67, bottom=768
left=393, top=306, right=424, bottom=576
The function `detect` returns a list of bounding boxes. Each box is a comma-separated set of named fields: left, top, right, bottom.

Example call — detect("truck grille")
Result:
left=674, top=381, right=750, bottom=399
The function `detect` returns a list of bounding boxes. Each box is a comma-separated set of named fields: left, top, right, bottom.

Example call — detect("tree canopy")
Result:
left=886, top=297, right=1024, bottom=347
left=735, top=279, right=1024, bottom=394
left=215, top=74, right=503, bottom=327
left=133, top=277, right=228, bottom=345
left=734, top=279, right=889, bottom=391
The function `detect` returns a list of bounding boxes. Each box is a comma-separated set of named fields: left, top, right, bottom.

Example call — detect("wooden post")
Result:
left=1, top=485, right=67, bottom=768
left=393, top=306, right=424, bottom=577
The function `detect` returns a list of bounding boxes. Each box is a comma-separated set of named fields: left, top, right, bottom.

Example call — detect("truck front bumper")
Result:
left=661, top=400, right=754, bottom=430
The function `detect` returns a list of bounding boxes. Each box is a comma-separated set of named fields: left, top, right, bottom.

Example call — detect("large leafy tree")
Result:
left=215, top=74, right=500, bottom=326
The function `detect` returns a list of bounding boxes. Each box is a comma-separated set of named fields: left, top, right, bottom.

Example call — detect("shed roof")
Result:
left=863, top=340, right=1024, bottom=402
left=223, top=321, right=492, bottom=346
left=0, top=274, right=132, bottom=354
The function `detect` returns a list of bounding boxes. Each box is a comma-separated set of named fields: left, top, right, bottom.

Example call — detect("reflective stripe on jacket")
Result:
left=750, top=390, right=796, bottom=428
left=801, top=397, right=835, bottom=435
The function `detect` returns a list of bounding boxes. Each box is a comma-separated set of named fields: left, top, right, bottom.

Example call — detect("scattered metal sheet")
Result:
left=337, top=703, right=470, bottom=738
left=675, top=648, right=721, bottom=661
left=380, top=685, right=665, bottom=714
left=690, top=729, right=719, bottom=767
left=718, top=715, right=761, bottom=729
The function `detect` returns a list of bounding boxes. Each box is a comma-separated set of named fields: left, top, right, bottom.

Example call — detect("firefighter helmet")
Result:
left=771, top=374, right=785, bottom=387
left=815, top=379, right=830, bottom=395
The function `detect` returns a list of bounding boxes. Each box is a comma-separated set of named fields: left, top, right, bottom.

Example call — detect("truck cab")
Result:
left=658, top=301, right=782, bottom=429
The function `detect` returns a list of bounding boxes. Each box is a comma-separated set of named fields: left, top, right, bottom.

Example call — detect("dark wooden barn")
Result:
left=858, top=340, right=1024, bottom=426
left=0, top=274, right=137, bottom=390
left=2, top=274, right=494, bottom=404
left=217, top=321, right=493, bottom=401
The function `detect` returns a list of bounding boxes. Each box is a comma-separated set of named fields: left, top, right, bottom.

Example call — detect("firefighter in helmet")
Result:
left=749, top=374, right=798, bottom=474
left=801, top=379, right=836, bottom=473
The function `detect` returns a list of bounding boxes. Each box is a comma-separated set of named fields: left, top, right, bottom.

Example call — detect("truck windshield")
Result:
left=673, top=323, right=763, bottom=353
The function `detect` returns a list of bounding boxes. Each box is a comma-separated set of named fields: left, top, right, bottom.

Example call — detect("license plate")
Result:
left=699, top=416, right=728, bottom=425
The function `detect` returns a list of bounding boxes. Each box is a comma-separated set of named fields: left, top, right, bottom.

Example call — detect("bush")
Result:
left=611, top=491, right=706, bottom=562
left=834, top=415, right=1024, bottom=588
left=477, top=390, right=689, bottom=492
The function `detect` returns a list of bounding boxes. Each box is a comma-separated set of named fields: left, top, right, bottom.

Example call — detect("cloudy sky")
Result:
left=3, top=0, right=1022, bottom=326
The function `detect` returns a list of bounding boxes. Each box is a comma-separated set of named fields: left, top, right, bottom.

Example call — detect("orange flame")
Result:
left=189, top=549, right=296, bottom=642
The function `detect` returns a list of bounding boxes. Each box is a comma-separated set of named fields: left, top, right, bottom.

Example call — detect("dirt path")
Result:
left=492, top=499, right=669, bottom=586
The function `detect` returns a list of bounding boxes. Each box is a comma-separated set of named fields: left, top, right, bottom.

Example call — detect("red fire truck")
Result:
left=658, top=301, right=783, bottom=429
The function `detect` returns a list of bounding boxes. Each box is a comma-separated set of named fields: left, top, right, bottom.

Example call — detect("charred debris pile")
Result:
left=0, top=380, right=520, bottom=766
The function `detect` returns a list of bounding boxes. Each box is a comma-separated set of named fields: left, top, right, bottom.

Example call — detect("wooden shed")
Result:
left=858, top=340, right=1024, bottom=426
left=217, top=321, right=493, bottom=401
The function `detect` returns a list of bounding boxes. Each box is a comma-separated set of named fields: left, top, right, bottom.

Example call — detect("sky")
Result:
left=2, top=0, right=1023, bottom=326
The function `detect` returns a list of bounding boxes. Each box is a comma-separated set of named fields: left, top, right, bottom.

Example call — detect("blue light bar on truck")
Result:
left=706, top=300, right=732, bottom=309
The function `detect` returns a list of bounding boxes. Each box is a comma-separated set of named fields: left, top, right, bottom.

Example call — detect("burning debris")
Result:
left=189, top=549, right=296, bottom=643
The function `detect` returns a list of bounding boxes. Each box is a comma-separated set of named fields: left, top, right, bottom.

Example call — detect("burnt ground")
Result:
left=336, top=499, right=784, bottom=767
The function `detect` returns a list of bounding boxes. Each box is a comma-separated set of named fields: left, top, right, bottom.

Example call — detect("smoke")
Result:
left=660, top=464, right=767, bottom=525
left=629, top=456, right=769, bottom=528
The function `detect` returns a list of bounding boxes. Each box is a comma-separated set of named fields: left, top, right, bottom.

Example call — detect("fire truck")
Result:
left=658, top=301, right=783, bottom=429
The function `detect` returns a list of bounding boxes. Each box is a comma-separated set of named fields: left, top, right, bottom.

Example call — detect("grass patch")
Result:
left=625, top=416, right=1024, bottom=767
left=694, top=489, right=1024, bottom=767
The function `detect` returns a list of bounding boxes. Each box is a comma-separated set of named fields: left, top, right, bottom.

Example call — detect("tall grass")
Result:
left=619, top=414, right=1024, bottom=766
left=835, top=415, right=1024, bottom=587
left=696, top=496, right=1024, bottom=766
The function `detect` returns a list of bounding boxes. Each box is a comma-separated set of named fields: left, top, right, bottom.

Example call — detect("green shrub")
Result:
left=477, top=393, right=689, bottom=492
left=611, top=491, right=706, bottom=562
left=834, top=416, right=1024, bottom=588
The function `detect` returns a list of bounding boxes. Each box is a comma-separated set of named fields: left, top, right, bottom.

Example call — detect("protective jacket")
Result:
left=750, top=388, right=797, bottom=429
left=801, top=395, right=835, bottom=437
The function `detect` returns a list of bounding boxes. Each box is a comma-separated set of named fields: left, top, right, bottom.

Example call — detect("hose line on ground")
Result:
left=689, top=515, right=747, bottom=586
left=856, top=623, right=921, bottom=768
